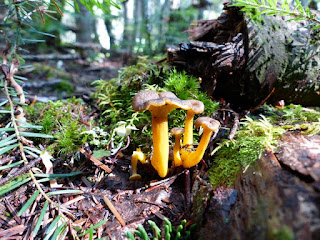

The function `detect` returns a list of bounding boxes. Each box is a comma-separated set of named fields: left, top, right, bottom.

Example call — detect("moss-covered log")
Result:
left=167, top=2, right=320, bottom=110
left=193, top=134, right=320, bottom=239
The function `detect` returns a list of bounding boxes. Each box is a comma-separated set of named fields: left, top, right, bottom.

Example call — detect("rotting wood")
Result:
left=193, top=134, right=320, bottom=240
left=167, top=1, right=320, bottom=110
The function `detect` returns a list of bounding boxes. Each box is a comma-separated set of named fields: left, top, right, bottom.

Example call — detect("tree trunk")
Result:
left=167, top=2, right=320, bottom=110
left=193, top=133, right=320, bottom=240
left=76, top=1, right=96, bottom=43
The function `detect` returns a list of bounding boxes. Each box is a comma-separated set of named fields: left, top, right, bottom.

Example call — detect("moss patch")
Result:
left=209, top=104, right=320, bottom=188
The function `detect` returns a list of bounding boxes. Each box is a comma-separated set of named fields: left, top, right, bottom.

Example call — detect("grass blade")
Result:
left=0, top=128, right=15, bottom=132
left=50, top=222, right=67, bottom=240
left=0, top=138, right=18, bottom=148
left=0, top=177, right=31, bottom=196
left=17, top=190, right=40, bottom=216
left=33, top=200, right=49, bottom=237
left=23, top=146, right=42, bottom=154
left=0, top=143, right=19, bottom=155
left=16, top=120, right=43, bottom=130
left=0, top=160, right=24, bottom=171
left=24, top=149, right=39, bottom=158
left=20, top=132, right=53, bottom=138
left=34, top=172, right=82, bottom=178
left=0, top=110, right=11, bottom=113
left=0, top=134, right=16, bottom=146
left=47, top=189, right=83, bottom=195
left=0, top=100, right=8, bottom=106
left=44, top=215, right=62, bottom=240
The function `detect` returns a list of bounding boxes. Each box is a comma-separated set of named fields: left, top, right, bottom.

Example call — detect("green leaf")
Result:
left=125, top=231, right=135, bottom=240
left=19, top=132, right=53, bottom=138
left=47, top=189, right=83, bottom=195
left=16, top=120, right=43, bottom=130
left=92, top=149, right=111, bottom=158
left=0, top=138, right=18, bottom=148
left=23, top=146, right=42, bottom=154
left=17, top=190, right=40, bottom=216
left=14, top=75, right=28, bottom=81
left=34, top=172, right=82, bottom=178
left=0, top=128, right=15, bottom=132
left=0, top=160, right=23, bottom=171
left=0, top=177, right=31, bottom=196
left=24, top=149, right=39, bottom=158
left=50, top=222, right=67, bottom=240
left=0, top=110, right=11, bottom=113
left=43, top=215, right=62, bottom=240
left=92, top=219, right=108, bottom=229
left=0, top=100, right=8, bottom=106
left=0, top=143, right=19, bottom=155
left=33, top=200, right=49, bottom=237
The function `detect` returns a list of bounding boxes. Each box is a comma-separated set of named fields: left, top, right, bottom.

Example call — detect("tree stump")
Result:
left=167, top=2, right=320, bottom=110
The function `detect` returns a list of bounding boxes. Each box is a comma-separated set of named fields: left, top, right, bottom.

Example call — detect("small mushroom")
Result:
left=132, top=90, right=190, bottom=177
left=182, top=117, right=220, bottom=168
left=170, top=127, right=185, bottom=167
left=129, top=148, right=147, bottom=181
left=182, top=100, right=204, bottom=147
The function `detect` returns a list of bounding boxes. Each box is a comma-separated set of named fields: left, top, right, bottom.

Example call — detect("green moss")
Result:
left=209, top=116, right=285, bottom=188
left=24, top=97, right=89, bottom=157
left=92, top=58, right=219, bottom=152
left=272, top=225, right=294, bottom=240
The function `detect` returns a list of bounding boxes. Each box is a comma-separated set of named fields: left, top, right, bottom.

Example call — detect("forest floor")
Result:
left=0, top=54, right=198, bottom=239
left=1, top=52, right=320, bottom=239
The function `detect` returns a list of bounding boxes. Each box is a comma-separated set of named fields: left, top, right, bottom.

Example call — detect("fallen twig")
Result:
left=0, top=157, right=41, bottom=186
left=79, top=148, right=112, bottom=173
left=103, top=195, right=126, bottom=227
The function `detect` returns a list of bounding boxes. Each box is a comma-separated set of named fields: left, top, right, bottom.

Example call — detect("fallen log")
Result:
left=192, top=133, right=320, bottom=240
left=167, top=2, right=320, bottom=110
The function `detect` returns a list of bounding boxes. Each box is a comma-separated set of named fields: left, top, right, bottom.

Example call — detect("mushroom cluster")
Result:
left=130, top=90, right=220, bottom=179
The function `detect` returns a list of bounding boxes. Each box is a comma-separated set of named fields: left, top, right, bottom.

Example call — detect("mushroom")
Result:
left=132, top=90, right=190, bottom=177
left=129, top=148, right=147, bottom=181
left=170, top=127, right=185, bottom=167
left=182, top=117, right=220, bottom=168
left=182, top=100, right=205, bottom=147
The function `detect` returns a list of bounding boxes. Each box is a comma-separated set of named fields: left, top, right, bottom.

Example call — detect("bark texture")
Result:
left=193, top=133, right=320, bottom=240
left=167, top=2, right=320, bottom=110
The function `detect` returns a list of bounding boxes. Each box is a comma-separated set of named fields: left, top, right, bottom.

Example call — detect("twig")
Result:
left=79, top=147, right=112, bottom=173
left=0, top=157, right=41, bottom=186
left=103, top=195, right=126, bottom=227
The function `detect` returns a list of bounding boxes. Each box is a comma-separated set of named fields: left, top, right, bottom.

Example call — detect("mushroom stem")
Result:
left=129, top=148, right=147, bottom=181
left=151, top=114, right=169, bottom=177
left=183, top=111, right=194, bottom=147
left=173, top=135, right=182, bottom=167
left=182, top=130, right=212, bottom=168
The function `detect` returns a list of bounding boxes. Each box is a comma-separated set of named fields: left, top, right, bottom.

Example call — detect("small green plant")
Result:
left=231, top=0, right=320, bottom=30
left=125, top=218, right=195, bottom=240
left=25, top=97, right=89, bottom=157
left=93, top=58, right=219, bottom=152
left=209, top=115, right=285, bottom=187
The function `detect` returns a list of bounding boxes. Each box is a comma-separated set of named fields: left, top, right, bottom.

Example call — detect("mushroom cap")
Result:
left=195, top=117, right=220, bottom=132
left=185, top=99, right=205, bottom=114
left=132, top=90, right=191, bottom=113
left=170, top=127, right=185, bottom=135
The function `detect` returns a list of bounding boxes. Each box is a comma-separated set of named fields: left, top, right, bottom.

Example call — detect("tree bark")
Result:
left=167, top=2, right=320, bottom=110
left=193, top=134, right=320, bottom=240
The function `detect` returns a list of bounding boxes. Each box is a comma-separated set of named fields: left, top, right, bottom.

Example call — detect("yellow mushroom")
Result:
left=132, top=90, right=190, bottom=177
left=182, top=100, right=204, bottom=147
left=182, top=117, right=220, bottom=168
left=129, top=148, right=147, bottom=181
left=170, top=127, right=185, bottom=167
